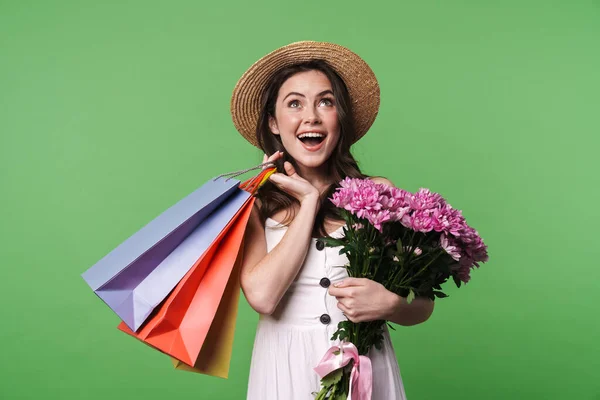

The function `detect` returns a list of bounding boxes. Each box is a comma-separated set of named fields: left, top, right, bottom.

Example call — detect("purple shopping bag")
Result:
left=81, top=176, right=250, bottom=331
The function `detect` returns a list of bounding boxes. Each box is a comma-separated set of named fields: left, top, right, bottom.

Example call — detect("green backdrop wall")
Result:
left=1, top=1, right=598, bottom=399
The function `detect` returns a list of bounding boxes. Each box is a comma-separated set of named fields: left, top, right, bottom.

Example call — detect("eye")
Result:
left=287, top=99, right=301, bottom=108
left=320, top=97, right=335, bottom=107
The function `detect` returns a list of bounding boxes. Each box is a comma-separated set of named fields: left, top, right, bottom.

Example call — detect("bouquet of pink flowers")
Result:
left=313, top=178, right=489, bottom=400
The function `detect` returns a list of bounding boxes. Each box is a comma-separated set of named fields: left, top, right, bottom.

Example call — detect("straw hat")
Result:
left=230, top=41, right=380, bottom=148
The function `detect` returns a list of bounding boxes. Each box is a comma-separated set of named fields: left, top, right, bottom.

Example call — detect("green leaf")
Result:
left=453, top=274, right=462, bottom=288
left=320, top=237, right=346, bottom=248
left=406, top=289, right=415, bottom=304
left=433, top=290, right=449, bottom=299
left=321, top=367, right=343, bottom=387
left=312, top=388, right=329, bottom=400
left=331, top=325, right=350, bottom=342
left=396, top=238, right=403, bottom=253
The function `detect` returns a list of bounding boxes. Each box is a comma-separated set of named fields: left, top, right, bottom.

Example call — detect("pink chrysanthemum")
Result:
left=331, top=178, right=383, bottom=220
left=330, top=177, right=488, bottom=269
left=411, top=210, right=436, bottom=233
left=452, top=264, right=472, bottom=283
left=440, top=233, right=461, bottom=261
left=365, top=209, right=392, bottom=232
left=409, top=188, right=445, bottom=211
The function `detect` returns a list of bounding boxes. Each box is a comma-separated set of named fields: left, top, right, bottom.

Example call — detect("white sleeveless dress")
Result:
left=246, top=217, right=407, bottom=399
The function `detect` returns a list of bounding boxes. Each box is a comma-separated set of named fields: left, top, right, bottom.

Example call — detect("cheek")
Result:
left=324, top=111, right=339, bottom=129
left=324, top=113, right=340, bottom=141
left=275, top=110, right=302, bottom=129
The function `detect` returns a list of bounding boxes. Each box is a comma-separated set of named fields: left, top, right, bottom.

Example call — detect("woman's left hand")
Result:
left=328, top=277, right=398, bottom=323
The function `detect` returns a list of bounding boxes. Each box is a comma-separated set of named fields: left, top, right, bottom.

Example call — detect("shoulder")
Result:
left=368, top=176, right=395, bottom=188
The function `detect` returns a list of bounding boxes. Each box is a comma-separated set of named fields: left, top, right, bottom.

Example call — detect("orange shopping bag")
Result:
left=169, top=246, right=243, bottom=378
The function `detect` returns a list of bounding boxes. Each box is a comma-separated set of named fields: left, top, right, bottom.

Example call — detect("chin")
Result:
left=294, top=154, right=331, bottom=169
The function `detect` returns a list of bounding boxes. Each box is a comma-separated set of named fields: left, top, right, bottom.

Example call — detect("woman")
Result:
left=230, top=41, right=434, bottom=399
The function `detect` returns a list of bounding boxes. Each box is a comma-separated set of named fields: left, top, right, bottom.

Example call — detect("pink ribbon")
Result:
left=313, top=341, right=373, bottom=400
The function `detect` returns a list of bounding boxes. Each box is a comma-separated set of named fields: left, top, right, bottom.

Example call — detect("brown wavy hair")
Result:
left=254, top=60, right=373, bottom=238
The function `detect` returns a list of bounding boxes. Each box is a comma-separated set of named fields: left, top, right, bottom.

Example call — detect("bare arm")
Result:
left=239, top=152, right=321, bottom=315
left=385, top=294, right=435, bottom=326
left=240, top=196, right=319, bottom=315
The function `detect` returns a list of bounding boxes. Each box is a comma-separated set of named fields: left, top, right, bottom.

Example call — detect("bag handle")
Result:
left=214, top=162, right=277, bottom=195
left=213, top=161, right=276, bottom=181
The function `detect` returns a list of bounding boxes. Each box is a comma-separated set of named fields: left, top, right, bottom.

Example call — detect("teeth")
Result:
left=298, top=132, right=325, bottom=139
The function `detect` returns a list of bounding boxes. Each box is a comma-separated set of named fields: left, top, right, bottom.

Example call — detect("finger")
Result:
left=263, top=151, right=283, bottom=170
left=283, top=161, right=297, bottom=177
left=268, top=173, right=283, bottom=184
left=332, top=277, right=364, bottom=288
left=270, top=151, right=283, bottom=161
left=337, top=302, right=358, bottom=322
left=336, top=297, right=351, bottom=308
left=268, top=173, right=291, bottom=189
left=268, top=170, right=290, bottom=180
left=328, top=286, right=352, bottom=299
left=337, top=301, right=349, bottom=313
left=262, top=154, right=268, bottom=169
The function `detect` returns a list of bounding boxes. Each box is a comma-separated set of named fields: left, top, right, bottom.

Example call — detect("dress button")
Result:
left=319, top=277, right=331, bottom=288
left=320, top=314, right=331, bottom=325
left=316, top=240, right=325, bottom=251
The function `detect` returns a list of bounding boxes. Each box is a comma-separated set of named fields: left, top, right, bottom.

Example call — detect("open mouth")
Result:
left=297, top=132, right=326, bottom=148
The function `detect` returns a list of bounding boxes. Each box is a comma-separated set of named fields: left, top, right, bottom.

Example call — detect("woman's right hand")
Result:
left=263, top=152, right=320, bottom=205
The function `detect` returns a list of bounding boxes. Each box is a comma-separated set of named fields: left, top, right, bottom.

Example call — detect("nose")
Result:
left=303, top=105, right=322, bottom=125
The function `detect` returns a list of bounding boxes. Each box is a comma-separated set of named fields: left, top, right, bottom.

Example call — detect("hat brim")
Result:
left=230, top=41, right=380, bottom=148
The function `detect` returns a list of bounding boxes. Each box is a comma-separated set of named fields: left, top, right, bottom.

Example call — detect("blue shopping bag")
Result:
left=81, top=176, right=250, bottom=331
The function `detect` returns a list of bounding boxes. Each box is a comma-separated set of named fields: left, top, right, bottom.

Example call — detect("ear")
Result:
left=268, top=116, right=280, bottom=135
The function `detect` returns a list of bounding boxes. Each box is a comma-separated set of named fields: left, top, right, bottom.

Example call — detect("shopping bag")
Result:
left=118, top=193, right=254, bottom=368
left=81, top=176, right=248, bottom=331
left=169, top=242, right=243, bottom=378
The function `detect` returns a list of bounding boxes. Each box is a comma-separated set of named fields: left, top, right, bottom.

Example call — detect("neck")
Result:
left=295, top=163, right=334, bottom=195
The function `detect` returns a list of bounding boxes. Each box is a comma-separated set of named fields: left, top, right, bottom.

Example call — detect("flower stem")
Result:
left=399, top=248, right=445, bottom=286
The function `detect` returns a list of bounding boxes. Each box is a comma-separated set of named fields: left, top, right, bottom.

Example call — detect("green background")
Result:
left=1, top=1, right=598, bottom=399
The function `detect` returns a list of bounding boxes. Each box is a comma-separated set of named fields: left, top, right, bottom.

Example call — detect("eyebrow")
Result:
left=282, top=90, right=334, bottom=101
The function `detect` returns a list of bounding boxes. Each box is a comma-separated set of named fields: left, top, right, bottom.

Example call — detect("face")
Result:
left=269, top=70, right=340, bottom=171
